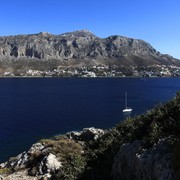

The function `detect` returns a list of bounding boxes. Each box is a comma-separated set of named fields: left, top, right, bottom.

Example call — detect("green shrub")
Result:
left=0, top=167, right=12, bottom=175
left=53, top=154, right=86, bottom=180
left=36, top=136, right=86, bottom=178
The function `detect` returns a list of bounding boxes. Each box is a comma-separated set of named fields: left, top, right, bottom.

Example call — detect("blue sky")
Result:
left=1, top=0, right=180, bottom=59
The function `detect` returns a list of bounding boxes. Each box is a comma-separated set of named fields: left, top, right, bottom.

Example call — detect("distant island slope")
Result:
left=0, top=91, right=180, bottom=179
left=0, top=30, right=180, bottom=77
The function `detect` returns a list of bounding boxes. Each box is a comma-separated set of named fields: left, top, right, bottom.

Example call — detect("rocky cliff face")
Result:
left=0, top=30, right=179, bottom=67
left=112, top=139, right=175, bottom=180
left=0, top=143, right=62, bottom=179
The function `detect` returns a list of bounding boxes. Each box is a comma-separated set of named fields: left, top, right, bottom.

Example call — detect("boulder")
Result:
left=0, top=143, right=45, bottom=171
left=0, top=142, right=62, bottom=179
left=66, top=127, right=105, bottom=142
left=112, top=139, right=175, bottom=180
left=80, top=127, right=105, bottom=141
left=38, top=153, right=62, bottom=175
left=66, top=131, right=82, bottom=141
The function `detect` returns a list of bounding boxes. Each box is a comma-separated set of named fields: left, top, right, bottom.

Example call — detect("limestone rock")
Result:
left=1, top=170, right=39, bottom=180
left=66, top=127, right=105, bottom=141
left=0, top=142, right=62, bottom=179
left=0, top=143, right=45, bottom=171
left=112, top=139, right=175, bottom=180
left=38, top=153, right=62, bottom=175
left=66, top=131, right=82, bottom=141
left=81, top=127, right=105, bottom=141
left=28, top=143, right=45, bottom=154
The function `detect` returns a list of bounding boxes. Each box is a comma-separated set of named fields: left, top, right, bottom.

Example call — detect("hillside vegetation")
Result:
left=53, top=91, right=180, bottom=179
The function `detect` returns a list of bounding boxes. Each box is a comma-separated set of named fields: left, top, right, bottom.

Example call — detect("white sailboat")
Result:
left=123, top=92, right=132, bottom=113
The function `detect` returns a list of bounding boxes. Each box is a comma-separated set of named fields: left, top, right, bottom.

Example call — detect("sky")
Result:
left=0, top=0, right=180, bottom=59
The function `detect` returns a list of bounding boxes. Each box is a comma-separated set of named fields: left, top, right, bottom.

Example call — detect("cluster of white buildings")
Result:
left=3, top=64, right=180, bottom=77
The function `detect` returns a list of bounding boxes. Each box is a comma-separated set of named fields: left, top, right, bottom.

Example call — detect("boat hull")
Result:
left=123, top=108, right=132, bottom=113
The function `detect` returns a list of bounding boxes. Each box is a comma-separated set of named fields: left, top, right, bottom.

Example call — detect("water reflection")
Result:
left=123, top=111, right=132, bottom=120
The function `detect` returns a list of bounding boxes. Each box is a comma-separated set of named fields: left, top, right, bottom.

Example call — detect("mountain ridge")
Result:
left=0, top=30, right=180, bottom=77
left=0, top=30, right=179, bottom=64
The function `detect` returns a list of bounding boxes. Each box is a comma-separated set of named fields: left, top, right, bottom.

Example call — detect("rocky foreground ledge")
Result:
left=0, top=127, right=105, bottom=180
left=0, top=128, right=177, bottom=180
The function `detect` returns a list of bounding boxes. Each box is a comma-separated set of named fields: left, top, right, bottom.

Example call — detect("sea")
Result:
left=0, top=77, right=180, bottom=163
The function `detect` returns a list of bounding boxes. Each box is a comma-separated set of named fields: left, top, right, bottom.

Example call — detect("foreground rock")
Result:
left=0, top=142, right=62, bottom=179
left=0, top=127, right=104, bottom=179
left=66, top=127, right=105, bottom=141
left=112, top=139, right=175, bottom=180
left=0, top=170, right=39, bottom=180
left=1, top=143, right=45, bottom=170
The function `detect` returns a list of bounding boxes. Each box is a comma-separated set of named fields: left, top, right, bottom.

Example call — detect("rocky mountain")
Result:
left=0, top=30, right=179, bottom=69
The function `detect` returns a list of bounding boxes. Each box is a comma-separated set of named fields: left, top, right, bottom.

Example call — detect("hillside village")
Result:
left=3, top=64, right=180, bottom=77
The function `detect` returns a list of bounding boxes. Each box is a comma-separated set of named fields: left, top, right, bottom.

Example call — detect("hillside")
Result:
left=0, top=92, right=180, bottom=179
left=0, top=30, right=180, bottom=76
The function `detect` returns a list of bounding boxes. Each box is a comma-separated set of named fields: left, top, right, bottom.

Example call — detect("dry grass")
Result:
left=39, top=136, right=83, bottom=161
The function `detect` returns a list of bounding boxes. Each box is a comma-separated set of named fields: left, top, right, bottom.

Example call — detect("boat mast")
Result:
left=125, top=92, right=127, bottom=108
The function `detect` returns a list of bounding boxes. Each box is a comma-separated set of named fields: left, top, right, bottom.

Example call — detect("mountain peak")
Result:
left=61, top=29, right=97, bottom=38
left=76, top=29, right=92, bottom=33
left=38, top=32, right=51, bottom=36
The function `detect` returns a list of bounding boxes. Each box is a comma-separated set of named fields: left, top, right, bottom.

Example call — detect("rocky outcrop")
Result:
left=0, top=143, right=62, bottom=179
left=0, top=122, right=177, bottom=180
left=0, top=143, right=45, bottom=170
left=37, top=153, right=62, bottom=176
left=66, top=127, right=105, bottom=141
left=0, top=30, right=179, bottom=67
left=0, top=170, right=40, bottom=180
left=112, top=139, right=175, bottom=180
left=0, top=127, right=103, bottom=179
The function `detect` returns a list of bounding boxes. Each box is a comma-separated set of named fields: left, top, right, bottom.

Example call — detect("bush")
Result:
left=53, top=154, right=86, bottom=180
left=0, top=168, right=12, bottom=175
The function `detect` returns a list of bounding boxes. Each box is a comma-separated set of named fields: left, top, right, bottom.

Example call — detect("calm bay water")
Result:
left=0, top=77, right=180, bottom=162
